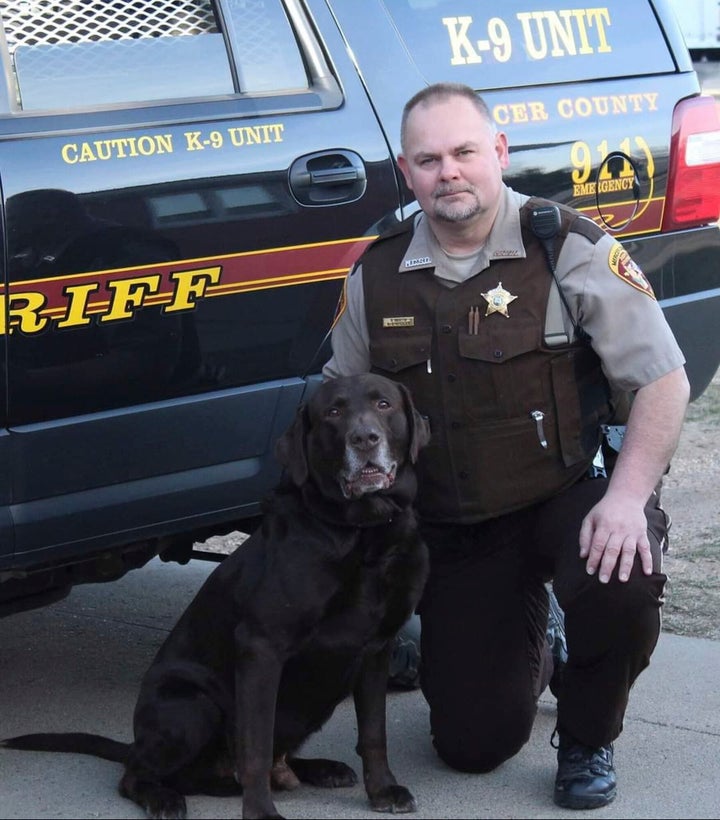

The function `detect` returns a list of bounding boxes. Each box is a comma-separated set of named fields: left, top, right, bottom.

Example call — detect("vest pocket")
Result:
left=420, top=408, right=585, bottom=519
left=370, top=330, right=433, bottom=374
left=457, top=321, right=544, bottom=422
left=458, top=320, right=540, bottom=364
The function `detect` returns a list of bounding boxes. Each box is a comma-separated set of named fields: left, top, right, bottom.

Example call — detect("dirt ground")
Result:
left=660, top=371, right=720, bottom=641
left=202, top=373, right=720, bottom=642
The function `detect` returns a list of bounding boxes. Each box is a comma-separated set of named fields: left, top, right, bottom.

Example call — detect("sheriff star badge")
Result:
left=481, top=282, right=518, bottom=317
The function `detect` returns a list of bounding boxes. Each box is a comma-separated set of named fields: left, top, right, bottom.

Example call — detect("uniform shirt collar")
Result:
left=398, top=185, right=529, bottom=279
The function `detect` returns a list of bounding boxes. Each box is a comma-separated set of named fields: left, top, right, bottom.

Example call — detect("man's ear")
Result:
left=397, top=153, right=414, bottom=192
left=274, top=404, right=310, bottom=486
left=495, top=130, right=510, bottom=170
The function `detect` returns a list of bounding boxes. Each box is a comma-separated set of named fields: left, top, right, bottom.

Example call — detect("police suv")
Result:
left=1, top=0, right=718, bottom=615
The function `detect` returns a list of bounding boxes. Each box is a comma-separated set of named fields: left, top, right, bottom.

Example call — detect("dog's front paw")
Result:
left=369, top=784, right=417, bottom=813
left=241, top=801, right=285, bottom=820
left=289, top=757, right=358, bottom=788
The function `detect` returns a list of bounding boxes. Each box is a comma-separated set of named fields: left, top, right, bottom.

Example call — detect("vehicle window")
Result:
left=222, top=0, right=308, bottom=93
left=0, top=0, right=308, bottom=111
left=380, top=0, right=674, bottom=88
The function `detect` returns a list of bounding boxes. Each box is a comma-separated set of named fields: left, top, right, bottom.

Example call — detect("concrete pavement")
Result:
left=1, top=558, right=718, bottom=819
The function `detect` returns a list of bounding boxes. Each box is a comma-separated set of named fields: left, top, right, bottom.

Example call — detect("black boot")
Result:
left=553, top=730, right=617, bottom=809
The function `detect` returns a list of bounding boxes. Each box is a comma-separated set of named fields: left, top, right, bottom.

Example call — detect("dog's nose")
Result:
left=348, top=422, right=381, bottom=451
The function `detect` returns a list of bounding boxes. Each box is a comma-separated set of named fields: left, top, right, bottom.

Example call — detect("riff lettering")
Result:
left=0, top=266, right=222, bottom=335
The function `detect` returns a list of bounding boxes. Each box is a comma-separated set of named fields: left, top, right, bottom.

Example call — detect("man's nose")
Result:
left=438, top=155, right=461, bottom=179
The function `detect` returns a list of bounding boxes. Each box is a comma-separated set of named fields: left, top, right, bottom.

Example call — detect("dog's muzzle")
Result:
left=339, top=461, right=398, bottom=499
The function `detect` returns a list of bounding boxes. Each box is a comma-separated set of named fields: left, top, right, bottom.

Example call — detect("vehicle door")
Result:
left=0, top=0, right=398, bottom=565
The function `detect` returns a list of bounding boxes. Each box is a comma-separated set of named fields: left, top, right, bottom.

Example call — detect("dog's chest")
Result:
left=310, top=529, right=425, bottom=650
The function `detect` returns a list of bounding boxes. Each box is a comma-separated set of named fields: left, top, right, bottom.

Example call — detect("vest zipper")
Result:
left=530, top=410, right=548, bottom=448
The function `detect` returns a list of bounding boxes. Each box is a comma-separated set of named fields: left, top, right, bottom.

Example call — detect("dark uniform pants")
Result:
left=418, top=477, right=668, bottom=773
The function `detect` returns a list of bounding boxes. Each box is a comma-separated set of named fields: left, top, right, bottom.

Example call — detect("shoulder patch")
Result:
left=607, top=242, right=656, bottom=299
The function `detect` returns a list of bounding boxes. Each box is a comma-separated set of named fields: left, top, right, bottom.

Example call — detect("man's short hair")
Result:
left=400, top=83, right=495, bottom=153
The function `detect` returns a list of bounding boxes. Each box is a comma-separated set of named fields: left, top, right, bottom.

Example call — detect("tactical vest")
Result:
left=362, top=198, right=614, bottom=523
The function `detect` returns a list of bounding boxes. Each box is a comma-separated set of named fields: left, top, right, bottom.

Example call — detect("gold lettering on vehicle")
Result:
left=61, top=124, right=285, bottom=164
left=557, top=93, right=658, bottom=119
left=227, top=124, right=285, bottom=146
left=101, top=275, right=163, bottom=322
left=494, top=101, right=550, bottom=125
left=165, top=268, right=222, bottom=313
left=0, top=266, right=223, bottom=335
left=492, top=94, right=659, bottom=128
left=444, top=16, right=485, bottom=64
left=516, top=9, right=611, bottom=58
left=57, top=283, right=101, bottom=328
left=442, top=7, right=613, bottom=66
left=570, top=135, right=655, bottom=199
left=0, top=291, right=49, bottom=334
left=61, top=134, right=174, bottom=164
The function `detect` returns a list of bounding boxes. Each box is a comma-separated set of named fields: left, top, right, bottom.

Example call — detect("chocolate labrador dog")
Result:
left=1, top=374, right=430, bottom=820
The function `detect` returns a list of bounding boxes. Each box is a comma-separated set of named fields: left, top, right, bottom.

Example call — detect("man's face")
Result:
left=398, top=95, right=509, bottom=226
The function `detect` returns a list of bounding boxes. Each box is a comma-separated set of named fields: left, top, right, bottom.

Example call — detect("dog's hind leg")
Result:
left=123, top=676, right=230, bottom=816
left=270, top=753, right=301, bottom=790
left=120, top=769, right=188, bottom=820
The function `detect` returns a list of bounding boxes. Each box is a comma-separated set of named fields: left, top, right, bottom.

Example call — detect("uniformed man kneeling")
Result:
left=325, top=82, right=688, bottom=810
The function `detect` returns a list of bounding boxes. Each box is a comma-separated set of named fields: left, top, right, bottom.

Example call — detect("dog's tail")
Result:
left=1, top=732, right=130, bottom=763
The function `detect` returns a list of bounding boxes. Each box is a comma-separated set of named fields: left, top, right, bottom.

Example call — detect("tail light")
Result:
left=662, top=94, right=720, bottom=231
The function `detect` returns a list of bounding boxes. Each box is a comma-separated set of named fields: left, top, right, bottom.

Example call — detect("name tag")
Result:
left=404, top=256, right=432, bottom=268
left=383, top=316, right=415, bottom=328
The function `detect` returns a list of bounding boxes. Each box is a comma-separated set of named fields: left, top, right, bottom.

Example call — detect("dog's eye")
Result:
left=377, top=399, right=391, bottom=410
left=326, top=406, right=341, bottom=418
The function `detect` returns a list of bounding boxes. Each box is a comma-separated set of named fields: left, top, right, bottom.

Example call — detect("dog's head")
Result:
left=274, top=374, right=430, bottom=515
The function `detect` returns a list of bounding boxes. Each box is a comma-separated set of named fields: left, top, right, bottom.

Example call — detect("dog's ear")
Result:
left=274, top=403, right=310, bottom=485
left=397, top=382, right=431, bottom=463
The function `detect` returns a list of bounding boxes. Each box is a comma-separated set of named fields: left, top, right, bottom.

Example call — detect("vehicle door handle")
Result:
left=289, top=150, right=367, bottom=206
left=307, top=166, right=360, bottom=185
